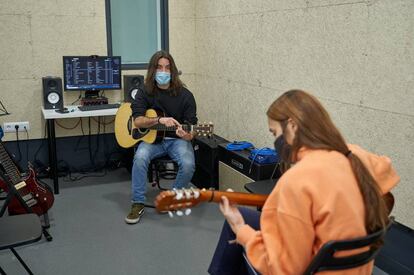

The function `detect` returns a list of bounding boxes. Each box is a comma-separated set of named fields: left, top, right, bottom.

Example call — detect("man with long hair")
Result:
left=208, top=90, right=399, bottom=274
left=125, top=51, right=197, bottom=224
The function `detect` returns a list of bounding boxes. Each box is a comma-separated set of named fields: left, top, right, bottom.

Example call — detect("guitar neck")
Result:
left=200, top=190, right=268, bottom=207
left=148, top=125, right=192, bottom=132
left=154, top=189, right=268, bottom=213
left=0, top=142, right=21, bottom=184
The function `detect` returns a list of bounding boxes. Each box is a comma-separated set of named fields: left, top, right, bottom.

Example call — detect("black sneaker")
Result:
left=125, top=203, right=145, bottom=224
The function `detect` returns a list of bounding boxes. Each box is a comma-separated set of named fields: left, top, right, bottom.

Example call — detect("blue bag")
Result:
left=248, top=147, right=279, bottom=164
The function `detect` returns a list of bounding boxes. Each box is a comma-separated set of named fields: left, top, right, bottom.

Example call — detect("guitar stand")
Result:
left=0, top=171, right=53, bottom=242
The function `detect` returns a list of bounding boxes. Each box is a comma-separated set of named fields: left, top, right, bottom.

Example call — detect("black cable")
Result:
left=80, top=117, right=85, bottom=135
left=53, top=143, right=125, bottom=182
left=73, top=119, right=86, bottom=152
left=102, top=120, right=110, bottom=166
left=15, top=127, right=22, bottom=162
left=25, top=127, right=29, bottom=165
left=74, top=135, right=86, bottom=152
left=70, top=92, right=82, bottom=105
left=92, top=117, right=100, bottom=162
left=33, top=122, right=47, bottom=172
left=57, top=158, right=108, bottom=182
left=65, top=169, right=107, bottom=182
left=55, top=118, right=81, bottom=130
left=88, top=117, right=94, bottom=166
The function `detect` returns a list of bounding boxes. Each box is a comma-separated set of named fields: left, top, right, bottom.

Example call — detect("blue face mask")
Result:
left=155, top=71, right=171, bottom=86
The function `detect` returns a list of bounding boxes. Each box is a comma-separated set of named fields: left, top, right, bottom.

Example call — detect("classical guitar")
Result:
left=0, top=139, right=54, bottom=216
left=115, top=103, right=214, bottom=148
left=154, top=188, right=395, bottom=215
left=154, top=188, right=268, bottom=213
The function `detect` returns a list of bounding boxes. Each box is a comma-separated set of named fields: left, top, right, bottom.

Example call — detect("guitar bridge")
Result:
left=25, top=198, right=38, bottom=207
left=22, top=193, right=34, bottom=201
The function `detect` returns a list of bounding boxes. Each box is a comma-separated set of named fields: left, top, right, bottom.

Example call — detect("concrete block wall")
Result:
left=193, top=0, right=414, bottom=227
left=0, top=0, right=412, bottom=226
left=0, top=0, right=194, bottom=139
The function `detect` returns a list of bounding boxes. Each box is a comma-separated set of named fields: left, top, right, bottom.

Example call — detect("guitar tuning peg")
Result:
left=184, top=189, right=191, bottom=199
left=176, top=210, right=184, bottom=217
left=184, top=208, right=191, bottom=216
left=175, top=190, right=183, bottom=200
left=168, top=211, right=174, bottom=218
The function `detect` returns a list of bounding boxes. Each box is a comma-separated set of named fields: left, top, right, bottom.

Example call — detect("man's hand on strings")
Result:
left=176, top=125, right=193, bottom=141
left=159, top=117, right=180, bottom=127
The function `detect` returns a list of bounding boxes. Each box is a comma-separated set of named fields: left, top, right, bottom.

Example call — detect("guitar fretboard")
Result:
left=148, top=125, right=192, bottom=131
left=0, top=142, right=21, bottom=184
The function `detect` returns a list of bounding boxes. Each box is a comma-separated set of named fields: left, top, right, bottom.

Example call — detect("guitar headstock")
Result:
left=194, top=122, right=214, bottom=138
left=154, top=188, right=207, bottom=215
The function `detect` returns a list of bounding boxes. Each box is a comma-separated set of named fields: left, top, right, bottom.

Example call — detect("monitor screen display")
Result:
left=63, top=56, right=122, bottom=91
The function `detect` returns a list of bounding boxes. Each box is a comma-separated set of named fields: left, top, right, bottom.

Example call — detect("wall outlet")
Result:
left=3, top=122, right=30, bottom=132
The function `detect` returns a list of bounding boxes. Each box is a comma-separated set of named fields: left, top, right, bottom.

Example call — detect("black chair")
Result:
left=303, top=217, right=394, bottom=275
left=0, top=213, right=42, bottom=274
left=244, top=218, right=394, bottom=275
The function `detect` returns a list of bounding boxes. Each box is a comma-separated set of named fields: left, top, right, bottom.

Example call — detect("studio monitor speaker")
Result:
left=123, top=74, right=144, bottom=102
left=42, top=76, right=63, bottom=110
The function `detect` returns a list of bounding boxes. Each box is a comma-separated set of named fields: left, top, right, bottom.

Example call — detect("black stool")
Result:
left=148, top=156, right=178, bottom=190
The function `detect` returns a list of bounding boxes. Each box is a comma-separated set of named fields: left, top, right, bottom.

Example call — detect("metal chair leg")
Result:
left=0, top=265, right=7, bottom=275
left=10, top=248, right=34, bottom=275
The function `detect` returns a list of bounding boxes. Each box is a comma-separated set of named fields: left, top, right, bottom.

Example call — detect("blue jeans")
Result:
left=131, top=138, right=195, bottom=203
left=208, top=207, right=261, bottom=275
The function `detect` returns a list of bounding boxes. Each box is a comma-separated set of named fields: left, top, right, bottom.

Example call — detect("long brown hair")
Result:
left=145, top=50, right=184, bottom=96
left=267, top=90, right=389, bottom=237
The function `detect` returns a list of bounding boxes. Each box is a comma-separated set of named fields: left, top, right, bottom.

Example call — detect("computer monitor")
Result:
left=63, top=56, right=122, bottom=97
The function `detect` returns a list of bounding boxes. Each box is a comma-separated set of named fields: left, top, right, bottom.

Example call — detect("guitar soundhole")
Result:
left=132, top=128, right=149, bottom=139
left=127, top=117, right=132, bottom=134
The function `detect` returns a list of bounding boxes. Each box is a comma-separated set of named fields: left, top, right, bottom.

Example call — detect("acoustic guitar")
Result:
left=154, top=188, right=395, bottom=215
left=0, top=130, right=54, bottom=215
left=115, top=103, right=214, bottom=148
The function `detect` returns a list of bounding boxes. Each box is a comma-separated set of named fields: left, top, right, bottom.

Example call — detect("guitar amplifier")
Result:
left=218, top=143, right=279, bottom=183
left=192, top=134, right=228, bottom=189
left=218, top=161, right=255, bottom=192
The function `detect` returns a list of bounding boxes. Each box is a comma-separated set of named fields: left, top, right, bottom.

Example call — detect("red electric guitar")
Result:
left=0, top=140, right=54, bottom=215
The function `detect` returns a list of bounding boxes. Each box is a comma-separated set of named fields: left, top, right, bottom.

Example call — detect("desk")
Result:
left=41, top=106, right=118, bottom=194
left=244, top=179, right=276, bottom=195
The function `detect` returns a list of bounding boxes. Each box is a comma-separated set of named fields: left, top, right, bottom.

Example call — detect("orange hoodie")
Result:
left=236, top=144, right=400, bottom=275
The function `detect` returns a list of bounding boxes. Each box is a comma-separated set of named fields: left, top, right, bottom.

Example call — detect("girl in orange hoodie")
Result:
left=208, top=90, right=399, bottom=275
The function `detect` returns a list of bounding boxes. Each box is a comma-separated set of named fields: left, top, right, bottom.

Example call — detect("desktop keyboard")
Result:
left=78, top=103, right=121, bottom=111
